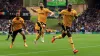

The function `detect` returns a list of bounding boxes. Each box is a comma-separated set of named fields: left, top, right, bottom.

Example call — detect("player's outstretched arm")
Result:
left=23, top=23, right=27, bottom=30
left=22, top=23, right=30, bottom=34
left=49, top=12, right=54, bottom=16
left=31, top=8, right=37, bottom=13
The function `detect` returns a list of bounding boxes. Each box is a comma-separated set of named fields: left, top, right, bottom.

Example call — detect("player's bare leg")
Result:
left=34, top=22, right=43, bottom=44
left=6, top=34, right=10, bottom=40
left=67, top=31, right=78, bottom=54
left=41, top=30, right=44, bottom=43
left=20, top=32, right=28, bottom=47
left=6, top=33, right=13, bottom=41
left=41, top=24, right=46, bottom=43
left=68, top=37, right=78, bottom=54
left=10, top=35, right=16, bottom=48
left=34, top=32, right=41, bottom=44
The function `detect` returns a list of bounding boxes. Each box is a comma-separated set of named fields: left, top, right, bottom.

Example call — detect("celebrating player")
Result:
left=10, top=12, right=28, bottom=48
left=51, top=4, right=78, bottom=54
left=31, top=2, right=54, bottom=44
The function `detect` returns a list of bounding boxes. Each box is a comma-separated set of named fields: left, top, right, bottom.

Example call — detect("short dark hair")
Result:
left=39, top=2, right=43, bottom=4
left=39, top=2, right=44, bottom=6
left=68, top=3, right=72, bottom=6
left=40, top=2, right=43, bottom=3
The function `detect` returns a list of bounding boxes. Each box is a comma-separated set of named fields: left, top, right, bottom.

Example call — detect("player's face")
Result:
left=16, top=13, right=20, bottom=17
left=39, top=3, right=44, bottom=10
left=68, top=5, right=72, bottom=12
left=16, top=13, right=20, bottom=20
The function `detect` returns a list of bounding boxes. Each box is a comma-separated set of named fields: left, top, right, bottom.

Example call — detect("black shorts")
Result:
left=62, top=26, right=72, bottom=37
left=13, top=29, right=22, bottom=37
left=65, top=26, right=70, bottom=31
left=41, top=22, right=46, bottom=26
left=37, top=22, right=46, bottom=27
left=62, top=26, right=70, bottom=32
left=9, top=32, right=12, bottom=34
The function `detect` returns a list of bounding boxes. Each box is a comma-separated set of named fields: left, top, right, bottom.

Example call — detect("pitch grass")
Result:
left=0, top=34, right=100, bottom=56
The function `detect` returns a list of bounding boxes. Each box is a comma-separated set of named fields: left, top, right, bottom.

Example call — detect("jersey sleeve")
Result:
left=45, top=8, right=52, bottom=13
left=20, top=17, right=24, bottom=24
left=59, top=10, right=65, bottom=15
left=12, top=17, right=16, bottom=23
left=73, top=10, right=77, bottom=16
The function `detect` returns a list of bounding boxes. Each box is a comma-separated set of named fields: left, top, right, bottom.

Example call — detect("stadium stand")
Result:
left=73, top=7, right=100, bottom=32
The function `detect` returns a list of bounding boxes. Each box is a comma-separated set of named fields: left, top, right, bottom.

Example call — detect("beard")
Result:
left=16, top=17, right=19, bottom=20
left=68, top=8, right=71, bottom=12
left=40, top=6, right=43, bottom=10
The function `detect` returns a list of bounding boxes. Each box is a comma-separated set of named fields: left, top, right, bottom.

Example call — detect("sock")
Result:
left=55, top=32, right=66, bottom=39
left=12, top=42, right=14, bottom=45
left=68, top=37, right=75, bottom=51
left=24, top=39, right=26, bottom=44
left=12, top=37, right=15, bottom=45
left=10, top=42, right=14, bottom=47
left=23, top=39, right=28, bottom=47
left=35, top=33, right=41, bottom=41
left=55, top=35, right=62, bottom=39
left=7, top=35, right=10, bottom=39
left=41, top=33, right=44, bottom=42
left=22, top=35, right=26, bottom=44
left=41, top=30, right=44, bottom=42
left=41, top=37, right=44, bottom=42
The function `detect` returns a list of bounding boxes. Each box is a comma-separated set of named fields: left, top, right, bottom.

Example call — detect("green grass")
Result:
left=46, top=19, right=60, bottom=29
left=30, top=16, right=37, bottom=22
left=0, top=34, right=100, bottom=56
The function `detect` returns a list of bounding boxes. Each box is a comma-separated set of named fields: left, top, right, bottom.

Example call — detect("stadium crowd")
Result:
left=0, top=0, right=22, bottom=11
left=0, top=19, right=8, bottom=32
left=25, top=20, right=34, bottom=33
left=73, top=8, right=100, bottom=32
